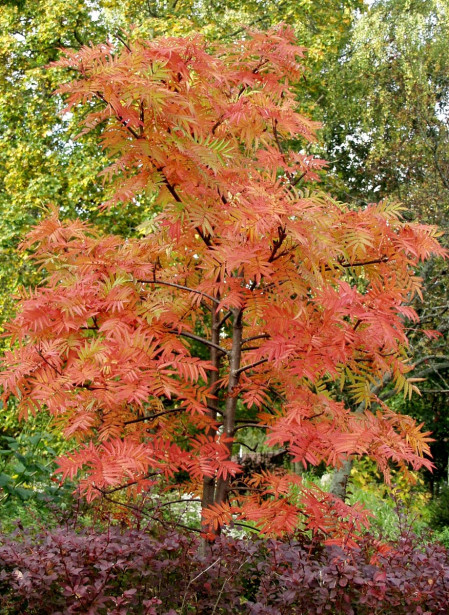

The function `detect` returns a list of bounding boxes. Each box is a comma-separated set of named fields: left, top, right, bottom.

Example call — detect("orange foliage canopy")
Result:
left=1, top=27, right=445, bottom=542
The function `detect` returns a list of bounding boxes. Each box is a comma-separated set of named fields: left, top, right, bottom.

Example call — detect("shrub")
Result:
left=0, top=524, right=448, bottom=614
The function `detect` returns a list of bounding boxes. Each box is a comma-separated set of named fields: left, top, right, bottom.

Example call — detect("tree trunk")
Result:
left=329, top=459, right=352, bottom=499
left=214, top=308, right=243, bottom=506
left=201, top=308, right=220, bottom=513
left=200, top=307, right=221, bottom=544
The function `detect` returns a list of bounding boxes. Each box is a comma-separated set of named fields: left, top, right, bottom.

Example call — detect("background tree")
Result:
left=323, top=0, right=449, bottom=220
left=321, top=0, right=449, bottom=493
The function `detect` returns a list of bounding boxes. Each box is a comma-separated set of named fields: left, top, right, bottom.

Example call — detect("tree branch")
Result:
left=242, top=334, right=270, bottom=345
left=138, top=278, right=220, bottom=305
left=412, top=355, right=449, bottom=369
left=95, top=91, right=141, bottom=140
left=115, top=32, right=132, bottom=52
left=170, top=329, right=229, bottom=355
left=268, top=225, right=287, bottom=263
left=97, top=490, right=203, bottom=533
left=233, top=423, right=268, bottom=433
left=326, top=256, right=390, bottom=270
left=217, top=310, right=232, bottom=329
left=97, top=472, right=160, bottom=495
left=124, top=407, right=184, bottom=426
left=36, top=349, right=62, bottom=376
left=235, top=358, right=268, bottom=375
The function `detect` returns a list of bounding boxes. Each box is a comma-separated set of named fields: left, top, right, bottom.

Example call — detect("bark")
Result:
left=329, top=459, right=352, bottom=499
left=214, top=308, right=243, bottom=506
left=201, top=307, right=221, bottom=533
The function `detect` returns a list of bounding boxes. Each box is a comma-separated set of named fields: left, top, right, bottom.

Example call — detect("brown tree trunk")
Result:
left=214, top=308, right=243, bottom=506
left=201, top=308, right=220, bottom=512
left=200, top=307, right=221, bottom=544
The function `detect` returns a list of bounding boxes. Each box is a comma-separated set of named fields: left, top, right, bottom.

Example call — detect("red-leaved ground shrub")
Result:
left=0, top=524, right=448, bottom=614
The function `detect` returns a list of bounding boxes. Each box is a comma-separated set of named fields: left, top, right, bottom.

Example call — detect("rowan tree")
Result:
left=0, top=27, right=445, bottom=541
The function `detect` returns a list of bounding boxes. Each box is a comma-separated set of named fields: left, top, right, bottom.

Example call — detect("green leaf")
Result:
left=0, top=473, right=12, bottom=487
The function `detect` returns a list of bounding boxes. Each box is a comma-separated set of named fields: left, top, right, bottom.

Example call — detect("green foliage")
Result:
left=433, top=526, right=449, bottom=548
left=429, top=487, right=449, bottom=530
left=324, top=0, right=449, bottom=216
left=347, top=458, right=431, bottom=537
left=0, top=410, right=74, bottom=531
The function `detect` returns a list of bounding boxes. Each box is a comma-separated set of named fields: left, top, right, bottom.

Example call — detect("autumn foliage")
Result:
left=0, top=27, right=446, bottom=540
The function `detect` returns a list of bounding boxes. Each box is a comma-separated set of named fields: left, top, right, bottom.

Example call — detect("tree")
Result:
left=0, top=0, right=363, bottom=334
left=0, top=28, right=444, bottom=541
left=0, top=0, right=362, bottom=522
left=320, top=0, right=449, bottom=493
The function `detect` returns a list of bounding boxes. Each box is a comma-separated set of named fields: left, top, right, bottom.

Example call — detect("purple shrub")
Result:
left=0, top=524, right=448, bottom=614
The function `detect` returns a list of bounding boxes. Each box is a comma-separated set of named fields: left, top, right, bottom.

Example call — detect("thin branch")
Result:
left=268, top=225, right=287, bottom=263
left=326, top=256, right=390, bottom=271
left=235, top=418, right=268, bottom=424
left=242, top=334, right=270, bottom=345
left=124, top=407, right=184, bottom=426
left=148, top=497, right=201, bottom=511
left=139, top=100, right=145, bottom=136
left=229, top=485, right=263, bottom=493
left=98, top=472, right=160, bottom=495
left=125, top=405, right=223, bottom=426
left=273, top=120, right=294, bottom=185
left=241, top=345, right=264, bottom=352
left=36, top=349, right=62, bottom=376
left=195, top=226, right=212, bottom=246
left=235, top=441, right=259, bottom=452
left=291, top=171, right=307, bottom=186
left=225, top=13, right=270, bottom=39
left=413, top=362, right=449, bottom=379
left=154, top=165, right=183, bottom=202
left=97, top=490, right=203, bottom=533
left=138, top=278, right=220, bottom=305
left=235, top=358, right=268, bottom=375
left=233, top=423, right=268, bottom=432
left=115, top=32, right=132, bottom=52
left=211, top=115, right=224, bottom=135
left=412, top=354, right=449, bottom=369
left=171, top=329, right=229, bottom=355
left=180, top=559, right=221, bottom=613
left=232, top=522, right=261, bottom=533
left=95, top=91, right=141, bottom=140
left=236, top=58, right=269, bottom=98
left=431, top=143, right=449, bottom=191
left=73, top=29, right=85, bottom=47
left=217, top=310, right=232, bottom=329
left=267, top=386, right=287, bottom=404
left=271, top=248, right=295, bottom=262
